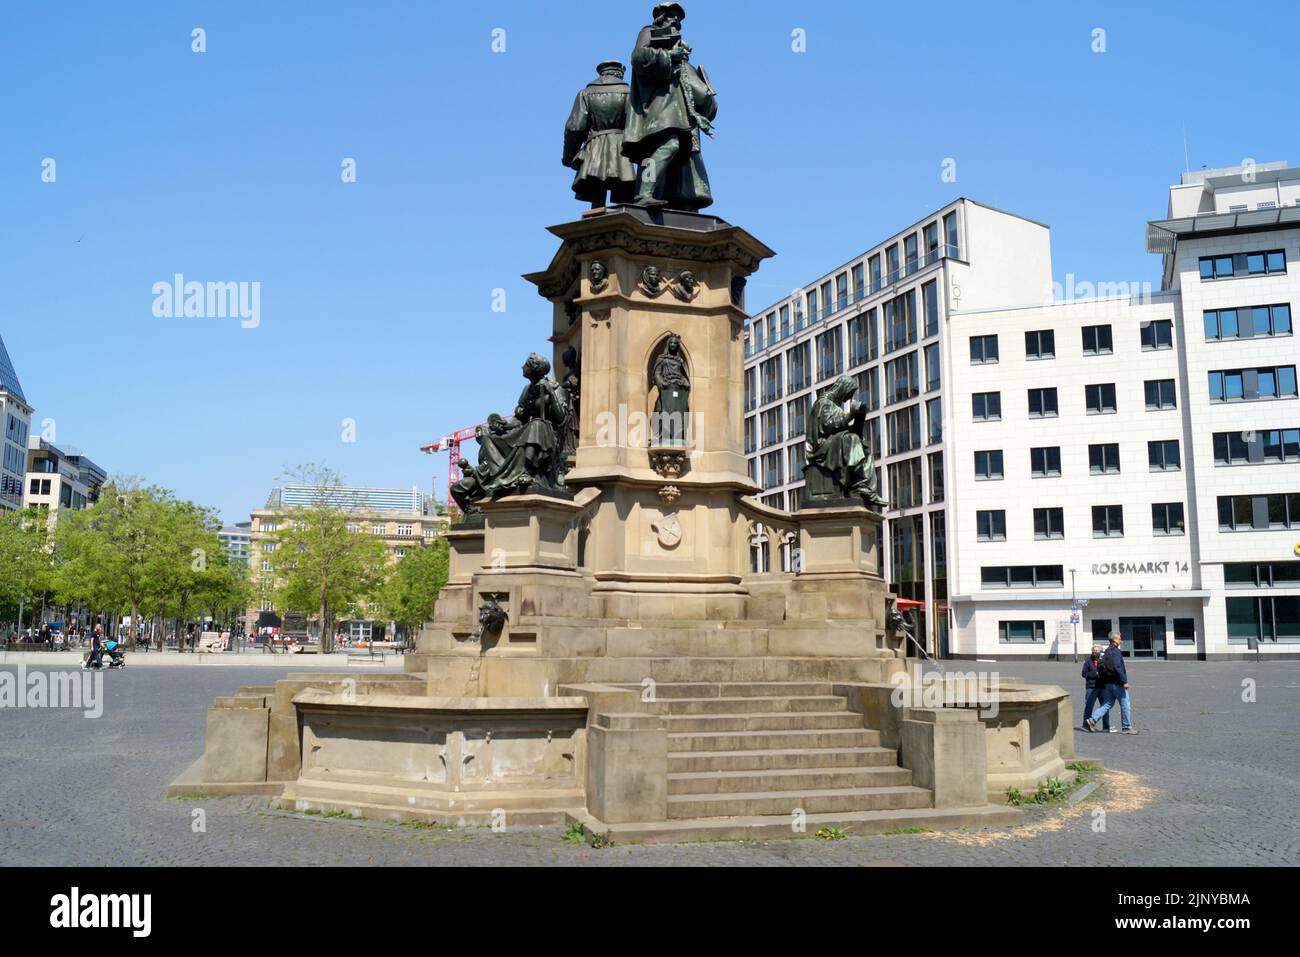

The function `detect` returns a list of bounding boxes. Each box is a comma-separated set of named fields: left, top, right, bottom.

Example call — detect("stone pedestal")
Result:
left=524, top=206, right=773, bottom=619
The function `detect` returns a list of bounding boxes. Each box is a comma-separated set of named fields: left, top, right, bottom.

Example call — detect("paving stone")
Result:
left=0, top=661, right=1295, bottom=865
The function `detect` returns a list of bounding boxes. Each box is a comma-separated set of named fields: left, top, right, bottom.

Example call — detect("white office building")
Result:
left=744, top=199, right=1052, bottom=656
left=23, top=439, right=106, bottom=518
left=745, top=164, right=1299, bottom=661
left=217, top=522, right=252, bottom=567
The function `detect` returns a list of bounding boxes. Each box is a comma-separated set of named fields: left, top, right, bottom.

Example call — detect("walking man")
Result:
left=1087, top=632, right=1138, bottom=734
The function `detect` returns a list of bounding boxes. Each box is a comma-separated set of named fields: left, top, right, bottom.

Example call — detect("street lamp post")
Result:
left=1070, top=568, right=1078, bottom=663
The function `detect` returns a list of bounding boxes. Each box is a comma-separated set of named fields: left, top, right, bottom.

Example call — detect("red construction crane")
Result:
left=421, top=424, right=482, bottom=514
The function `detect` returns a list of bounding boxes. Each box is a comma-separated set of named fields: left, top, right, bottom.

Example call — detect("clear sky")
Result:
left=2, top=0, right=1297, bottom=523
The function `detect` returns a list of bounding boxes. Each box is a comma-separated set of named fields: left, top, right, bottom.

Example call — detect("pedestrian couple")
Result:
left=1082, top=632, right=1138, bottom=734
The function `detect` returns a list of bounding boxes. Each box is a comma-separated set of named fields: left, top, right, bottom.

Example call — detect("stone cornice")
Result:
left=524, top=208, right=775, bottom=300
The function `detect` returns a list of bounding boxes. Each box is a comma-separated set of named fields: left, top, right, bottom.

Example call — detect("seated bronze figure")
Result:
left=803, top=375, right=885, bottom=510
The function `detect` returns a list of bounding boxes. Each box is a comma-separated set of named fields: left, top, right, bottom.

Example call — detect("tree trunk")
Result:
left=319, top=592, right=332, bottom=654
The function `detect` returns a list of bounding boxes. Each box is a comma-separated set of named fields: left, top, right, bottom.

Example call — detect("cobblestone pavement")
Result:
left=1, top=661, right=1296, bottom=865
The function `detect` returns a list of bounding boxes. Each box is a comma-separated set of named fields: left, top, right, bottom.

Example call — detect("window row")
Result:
left=1225, top=561, right=1300, bottom=588
left=971, top=381, right=1175, bottom=419
left=981, top=565, right=1064, bottom=589
left=1214, top=428, right=1300, bottom=465
left=1217, top=493, right=1300, bottom=530
left=975, top=503, right=1184, bottom=540
left=973, top=440, right=1181, bottom=479
left=969, top=320, right=1174, bottom=365
left=1227, top=596, right=1300, bottom=643
left=1208, top=365, right=1297, bottom=402
left=1204, top=303, right=1292, bottom=340
left=746, top=254, right=950, bottom=356
left=1198, top=249, right=1286, bottom=281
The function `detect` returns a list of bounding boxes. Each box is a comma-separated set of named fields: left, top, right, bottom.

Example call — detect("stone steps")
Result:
left=621, top=681, right=839, bottom=699
left=568, top=805, right=1024, bottom=844
left=667, top=727, right=882, bottom=752
left=650, top=677, right=926, bottom=822
left=582, top=656, right=892, bottom=684
left=668, top=746, right=899, bottom=773
left=667, top=785, right=932, bottom=819
left=668, top=765, right=913, bottom=795
left=664, top=710, right=865, bottom=733
left=650, top=694, right=846, bottom=714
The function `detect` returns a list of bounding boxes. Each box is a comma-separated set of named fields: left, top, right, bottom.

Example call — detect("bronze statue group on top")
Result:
left=564, top=2, right=717, bottom=210
left=454, top=3, right=880, bottom=519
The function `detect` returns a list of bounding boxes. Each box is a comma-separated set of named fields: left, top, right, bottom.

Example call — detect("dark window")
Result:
left=1217, top=493, right=1300, bottom=530
left=1092, top=504, right=1124, bottom=537
left=972, top=391, right=1001, bottom=421
left=1082, top=324, right=1113, bottom=355
left=1027, top=387, right=1058, bottom=418
left=974, top=450, right=1004, bottom=480
left=1225, top=561, right=1300, bottom=588
left=787, top=342, right=811, bottom=391
left=884, top=290, right=917, bottom=353
left=1030, top=446, right=1061, bottom=477
left=1025, top=329, right=1055, bottom=359
left=1148, top=439, right=1180, bottom=471
left=1173, top=618, right=1195, bottom=645
left=1144, top=379, right=1176, bottom=410
left=1209, top=366, right=1298, bottom=401
left=1214, top=429, right=1300, bottom=465
left=1226, top=595, right=1300, bottom=643
left=1152, top=502, right=1185, bottom=535
left=1085, top=382, right=1117, bottom=414
left=998, top=620, right=1045, bottom=643
left=1204, top=304, right=1292, bottom=339
left=1198, top=249, right=1287, bottom=281
left=976, top=509, right=1006, bottom=542
left=981, top=565, right=1064, bottom=588
left=923, top=281, right=939, bottom=337
left=885, top=352, right=920, bottom=404
left=970, top=334, right=999, bottom=364
left=1089, top=443, right=1121, bottom=474
left=1140, top=320, right=1173, bottom=350
left=1033, top=507, right=1064, bottom=540
left=816, top=329, right=843, bottom=380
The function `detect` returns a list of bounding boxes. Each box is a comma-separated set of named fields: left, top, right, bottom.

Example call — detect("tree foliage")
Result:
left=376, top=535, right=448, bottom=641
left=266, top=464, right=389, bottom=653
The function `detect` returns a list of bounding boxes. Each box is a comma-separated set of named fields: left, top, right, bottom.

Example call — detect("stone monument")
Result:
left=170, top=3, right=1081, bottom=843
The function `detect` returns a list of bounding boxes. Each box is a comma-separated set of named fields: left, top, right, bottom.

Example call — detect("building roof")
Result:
left=0, top=334, right=27, bottom=404
left=1146, top=205, right=1300, bottom=253
left=264, top=484, right=430, bottom=514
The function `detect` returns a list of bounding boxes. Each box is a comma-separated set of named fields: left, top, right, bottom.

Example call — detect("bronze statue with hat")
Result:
left=562, top=61, right=637, bottom=208
left=622, top=3, right=717, bottom=210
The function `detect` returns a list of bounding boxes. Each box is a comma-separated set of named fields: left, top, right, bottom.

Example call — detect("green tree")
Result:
left=267, top=464, right=389, bottom=653
left=0, top=506, right=55, bottom=634
left=376, top=536, right=448, bottom=645
left=145, top=497, right=224, bottom=648
left=53, top=478, right=169, bottom=638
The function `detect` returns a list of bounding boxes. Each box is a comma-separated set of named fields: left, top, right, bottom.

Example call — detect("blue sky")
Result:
left=2, top=0, right=1297, bottom=523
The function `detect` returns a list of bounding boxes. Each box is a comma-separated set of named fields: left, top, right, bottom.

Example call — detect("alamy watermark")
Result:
left=152, top=274, right=260, bottom=328
left=889, top=664, right=1000, bottom=719
left=0, top=666, right=103, bottom=718
left=1047, top=272, right=1154, bottom=306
